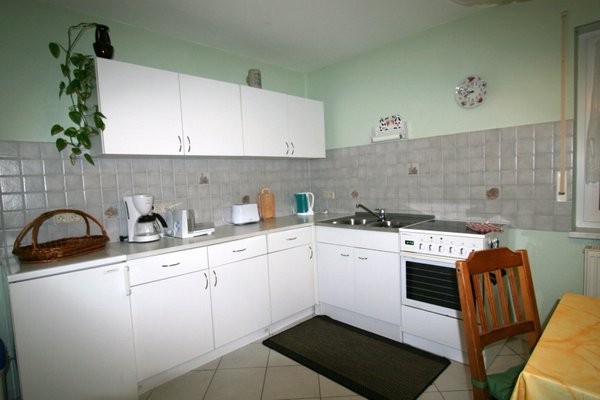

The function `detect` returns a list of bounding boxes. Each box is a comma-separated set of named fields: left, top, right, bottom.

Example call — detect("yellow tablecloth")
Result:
left=511, top=293, right=600, bottom=400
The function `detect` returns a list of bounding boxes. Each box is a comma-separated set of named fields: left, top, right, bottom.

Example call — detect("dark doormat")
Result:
left=263, top=315, right=450, bottom=400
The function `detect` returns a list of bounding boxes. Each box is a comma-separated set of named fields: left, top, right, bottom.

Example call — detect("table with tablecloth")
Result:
left=511, top=293, right=600, bottom=400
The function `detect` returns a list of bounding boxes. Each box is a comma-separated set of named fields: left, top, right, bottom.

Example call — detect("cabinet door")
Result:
left=354, top=248, right=401, bottom=324
left=211, top=255, right=270, bottom=347
left=269, top=244, right=315, bottom=322
left=9, top=263, right=137, bottom=400
left=287, top=95, right=325, bottom=158
left=130, top=271, right=213, bottom=381
left=316, top=243, right=354, bottom=311
left=95, top=58, right=183, bottom=155
left=179, top=74, right=244, bottom=156
left=241, top=86, right=288, bottom=156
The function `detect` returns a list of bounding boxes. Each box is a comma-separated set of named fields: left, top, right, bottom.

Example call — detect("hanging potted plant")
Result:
left=49, top=22, right=113, bottom=166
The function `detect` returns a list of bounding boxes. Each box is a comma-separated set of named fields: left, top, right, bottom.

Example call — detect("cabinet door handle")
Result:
left=286, top=237, right=298, bottom=241
left=233, top=248, right=246, bottom=253
left=341, top=253, right=350, bottom=257
left=290, top=142, right=295, bottom=155
left=187, top=136, right=191, bottom=153
left=124, top=265, right=131, bottom=296
left=309, top=246, right=313, bottom=259
left=358, top=256, right=368, bottom=260
left=285, top=142, right=290, bottom=155
left=204, top=272, right=209, bottom=290
left=178, top=136, right=183, bottom=153
left=213, top=270, right=218, bottom=287
left=161, top=262, right=181, bottom=268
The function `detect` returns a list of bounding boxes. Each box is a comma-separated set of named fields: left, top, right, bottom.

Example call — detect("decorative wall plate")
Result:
left=455, top=76, right=488, bottom=108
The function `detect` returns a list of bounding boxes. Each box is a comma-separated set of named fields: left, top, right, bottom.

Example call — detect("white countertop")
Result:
left=4, top=213, right=344, bottom=283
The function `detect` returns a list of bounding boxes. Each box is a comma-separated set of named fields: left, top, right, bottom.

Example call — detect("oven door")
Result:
left=401, top=253, right=462, bottom=319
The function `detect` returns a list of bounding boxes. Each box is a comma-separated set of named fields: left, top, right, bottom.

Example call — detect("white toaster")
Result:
left=165, top=209, right=215, bottom=238
left=231, top=204, right=260, bottom=225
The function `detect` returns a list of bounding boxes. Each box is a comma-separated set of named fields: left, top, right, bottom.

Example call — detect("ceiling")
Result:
left=41, top=0, right=488, bottom=72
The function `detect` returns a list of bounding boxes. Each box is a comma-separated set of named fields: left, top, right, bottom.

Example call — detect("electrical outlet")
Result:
left=53, top=213, right=83, bottom=224
left=323, top=191, right=336, bottom=200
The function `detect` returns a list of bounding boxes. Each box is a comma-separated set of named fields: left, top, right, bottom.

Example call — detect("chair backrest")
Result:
left=455, top=247, right=542, bottom=400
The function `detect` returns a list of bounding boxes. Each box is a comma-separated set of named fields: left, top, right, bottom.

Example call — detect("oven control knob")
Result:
left=418, top=243, right=424, bottom=250
left=428, top=244, right=433, bottom=251
left=459, top=247, right=465, bottom=256
left=438, top=245, right=444, bottom=253
left=448, top=246, right=453, bottom=254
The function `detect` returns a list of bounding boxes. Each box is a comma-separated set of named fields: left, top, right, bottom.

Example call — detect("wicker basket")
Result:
left=12, top=209, right=110, bottom=263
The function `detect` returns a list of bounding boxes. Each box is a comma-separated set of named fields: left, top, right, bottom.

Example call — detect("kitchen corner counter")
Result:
left=4, top=213, right=341, bottom=283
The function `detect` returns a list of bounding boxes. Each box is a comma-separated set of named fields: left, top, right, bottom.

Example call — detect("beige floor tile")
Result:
left=439, top=390, right=473, bottom=400
left=487, top=354, right=525, bottom=374
left=505, top=336, right=530, bottom=356
left=219, top=342, right=270, bottom=369
left=322, top=397, right=365, bottom=400
left=267, top=349, right=300, bottom=367
left=204, top=367, right=266, bottom=400
left=319, top=374, right=361, bottom=398
left=262, top=365, right=320, bottom=400
left=145, top=370, right=214, bottom=400
left=433, top=360, right=472, bottom=392
left=416, top=392, right=444, bottom=400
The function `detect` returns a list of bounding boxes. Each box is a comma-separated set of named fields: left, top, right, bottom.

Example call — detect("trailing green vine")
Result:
left=49, top=23, right=106, bottom=166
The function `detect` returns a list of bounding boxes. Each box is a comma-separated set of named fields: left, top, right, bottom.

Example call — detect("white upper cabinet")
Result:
left=94, top=59, right=324, bottom=158
left=287, top=94, right=325, bottom=158
left=179, top=74, right=244, bottom=156
left=241, top=86, right=325, bottom=158
left=95, top=58, right=184, bottom=155
left=241, top=86, right=288, bottom=156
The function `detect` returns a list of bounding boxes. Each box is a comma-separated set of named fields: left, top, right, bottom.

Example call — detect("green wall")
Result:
left=0, top=0, right=306, bottom=143
left=307, top=0, right=600, bottom=149
left=507, top=230, right=599, bottom=323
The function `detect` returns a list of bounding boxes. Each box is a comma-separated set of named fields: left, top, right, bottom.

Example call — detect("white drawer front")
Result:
left=268, top=227, right=313, bottom=253
left=128, top=247, right=208, bottom=286
left=208, top=235, right=267, bottom=267
left=316, top=226, right=399, bottom=252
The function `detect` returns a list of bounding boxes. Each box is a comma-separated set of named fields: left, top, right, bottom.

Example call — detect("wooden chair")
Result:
left=455, top=247, right=542, bottom=400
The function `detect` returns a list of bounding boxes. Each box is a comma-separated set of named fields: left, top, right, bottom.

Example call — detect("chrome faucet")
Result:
left=356, top=203, right=386, bottom=221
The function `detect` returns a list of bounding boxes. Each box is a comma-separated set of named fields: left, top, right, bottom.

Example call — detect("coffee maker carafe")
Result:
left=123, top=194, right=166, bottom=242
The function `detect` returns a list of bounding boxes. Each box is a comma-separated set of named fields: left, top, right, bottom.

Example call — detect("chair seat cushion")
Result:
left=488, top=363, right=525, bottom=400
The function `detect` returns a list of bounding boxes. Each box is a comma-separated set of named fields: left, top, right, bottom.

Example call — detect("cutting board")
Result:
left=258, top=187, right=275, bottom=219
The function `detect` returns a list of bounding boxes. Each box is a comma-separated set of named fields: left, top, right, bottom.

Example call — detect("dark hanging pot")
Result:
left=93, top=24, right=114, bottom=59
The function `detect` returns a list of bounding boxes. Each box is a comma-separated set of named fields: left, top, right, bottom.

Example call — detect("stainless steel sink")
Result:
left=330, top=217, right=373, bottom=226
left=318, top=213, right=434, bottom=232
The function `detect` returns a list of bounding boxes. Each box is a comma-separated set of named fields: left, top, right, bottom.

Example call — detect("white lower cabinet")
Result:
left=9, top=262, right=138, bottom=400
left=268, top=227, right=316, bottom=322
left=130, top=270, right=213, bottom=381
left=316, top=227, right=401, bottom=326
left=210, top=255, right=270, bottom=347
left=354, top=248, right=401, bottom=324
left=208, top=236, right=270, bottom=348
left=316, top=243, right=355, bottom=310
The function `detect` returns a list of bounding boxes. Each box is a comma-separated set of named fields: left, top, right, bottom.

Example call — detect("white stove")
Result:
left=400, top=220, right=504, bottom=259
left=398, top=220, right=507, bottom=365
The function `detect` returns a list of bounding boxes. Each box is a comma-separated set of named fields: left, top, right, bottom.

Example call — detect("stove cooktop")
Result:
left=401, top=219, right=484, bottom=235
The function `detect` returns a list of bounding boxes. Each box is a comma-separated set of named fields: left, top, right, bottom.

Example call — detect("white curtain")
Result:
left=585, top=40, right=600, bottom=183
